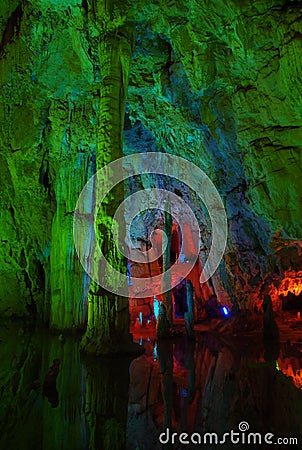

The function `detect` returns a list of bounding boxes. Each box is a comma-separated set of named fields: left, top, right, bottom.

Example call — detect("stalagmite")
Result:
left=162, top=202, right=173, bottom=324
left=156, top=302, right=170, bottom=339
left=184, top=280, right=195, bottom=340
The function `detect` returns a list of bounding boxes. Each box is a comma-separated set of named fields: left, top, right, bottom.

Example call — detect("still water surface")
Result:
left=0, top=321, right=301, bottom=449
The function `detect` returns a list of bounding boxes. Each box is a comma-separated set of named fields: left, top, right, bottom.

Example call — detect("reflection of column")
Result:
left=158, top=340, right=173, bottom=434
left=0, top=331, right=89, bottom=450
left=185, top=339, right=196, bottom=405
left=263, top=294, right=280, bottom=362
left=174, top=337, right=196, bottom=433
left=83, top=357, right=131, bottom=450
left=42, top=337, right=88, bottom=450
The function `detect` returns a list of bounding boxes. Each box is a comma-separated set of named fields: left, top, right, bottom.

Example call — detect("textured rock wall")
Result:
left=0, top=1, right=97, bottom=326
left=0, top=0, right=301, bottom=325
left=125, top=0, right=302, bottom=307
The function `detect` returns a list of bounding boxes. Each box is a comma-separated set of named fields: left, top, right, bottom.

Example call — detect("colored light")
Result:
left=181, top=388, right=188, bottom=398
left=153, top=296, right=159, bottom=321
left=222, top=306, right=229, bottom=316
left=153, top=343, right=158, bottom=361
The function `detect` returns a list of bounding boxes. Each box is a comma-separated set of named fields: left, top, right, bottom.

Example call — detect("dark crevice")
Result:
left=9, top=206, right=16, bottom=225
left=281, top=0, right=302, bottom=10
left=82, top=0, right=89, bottom=15
left=19, top=248, right=26, bottom=269
left=23, top=269, right=37, bottom=321
left=39, top=151, right=51, bottom=192
left=35, top=259, right=46, bottom=291
left=0, top=3, right=23, bottom=57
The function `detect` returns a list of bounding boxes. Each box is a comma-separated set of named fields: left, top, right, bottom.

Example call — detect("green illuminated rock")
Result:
left=79, top=0, right=140, bottom=355
left=0, top=0, right=301, bottom=336
left=0, top=1, right=97, bottom=326
left=124, top=0, right=302, bottom=306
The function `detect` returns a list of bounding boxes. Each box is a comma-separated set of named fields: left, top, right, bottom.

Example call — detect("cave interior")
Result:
left=0, top=0, right=302, bottom=449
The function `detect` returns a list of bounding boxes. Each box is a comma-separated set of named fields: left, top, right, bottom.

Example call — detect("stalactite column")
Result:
left=81, top=0, right=138, bottom=355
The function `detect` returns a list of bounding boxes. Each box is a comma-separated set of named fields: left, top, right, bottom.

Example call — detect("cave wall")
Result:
left=125, top=0, right=302, bottom=307
left=0, top=0, right=97, bottom=326
left=0, top=0, right=301, bottom=325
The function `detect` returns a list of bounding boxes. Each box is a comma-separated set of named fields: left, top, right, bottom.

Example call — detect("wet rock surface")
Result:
left=0, top=0, right=301, bottom=322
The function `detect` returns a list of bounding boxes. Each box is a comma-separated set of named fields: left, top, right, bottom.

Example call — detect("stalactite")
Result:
left=80, top=0, right=139, bottom=355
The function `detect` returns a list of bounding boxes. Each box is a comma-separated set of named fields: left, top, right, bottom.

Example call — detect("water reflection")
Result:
left=277, top=342, right=302, bottom=390
left=129, top=331, right=302, bottom=449
left=0, top=321, right=302, bottom=450
left=83, top=355, right=131, bottom=450
left=42, top=358, right=60, bottom=408
left=0, top=322, right=88, bottom=450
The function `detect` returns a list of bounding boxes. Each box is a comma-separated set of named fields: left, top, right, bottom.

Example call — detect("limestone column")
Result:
left=81, top=0, right=138, bottom=355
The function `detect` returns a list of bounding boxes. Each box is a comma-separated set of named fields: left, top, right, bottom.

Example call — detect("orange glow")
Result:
left=271, top=271, right=302, bottom=310
left=253, top=271, right=302, bottom=311
left=277, top=271, right=302, bottom=297
left=277, top=358, right=302, bottom=390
